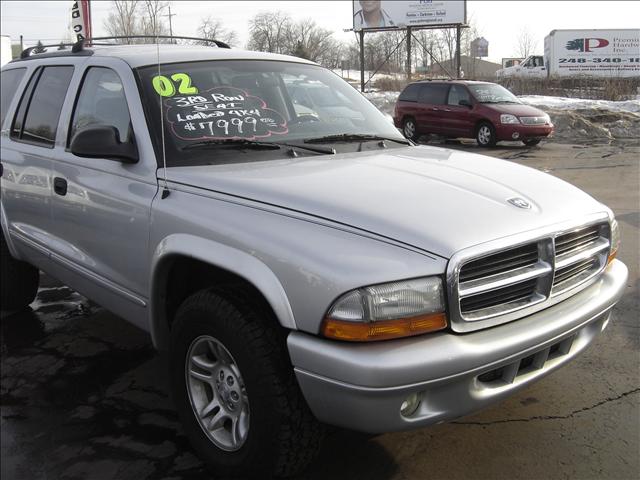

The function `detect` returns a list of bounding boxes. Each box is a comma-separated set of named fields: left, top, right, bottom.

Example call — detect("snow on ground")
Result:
left=364, top=91, right=640, bottom=141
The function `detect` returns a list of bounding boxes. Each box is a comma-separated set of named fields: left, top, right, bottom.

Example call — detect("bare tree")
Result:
left=103, top=0, right=140, bottom=42
left=103, top=0, right=170, bottom=43
left=247, top=11, right=291, bottom=54
left=197, top=16, right=238, bottom=46
left=140, top=0, right=170, bottom=38
left=516, top=27, right=538, bottom=58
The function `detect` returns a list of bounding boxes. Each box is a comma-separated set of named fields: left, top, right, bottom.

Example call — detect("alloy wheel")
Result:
left=185, top=335, right=250, bottom=451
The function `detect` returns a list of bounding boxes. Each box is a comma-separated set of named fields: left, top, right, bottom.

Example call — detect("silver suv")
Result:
left=0, top=40, right=628, bottom=478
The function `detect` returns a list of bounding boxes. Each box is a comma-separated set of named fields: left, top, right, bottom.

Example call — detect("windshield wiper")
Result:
left=182, top=139, right=281, bottom=151
left=304, top=134, right=410, bottom=146
left=182, top=139, right=335, bottom=155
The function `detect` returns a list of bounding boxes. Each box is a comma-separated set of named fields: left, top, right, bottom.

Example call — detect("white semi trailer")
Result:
left=497, top=29, right=640, bottom=78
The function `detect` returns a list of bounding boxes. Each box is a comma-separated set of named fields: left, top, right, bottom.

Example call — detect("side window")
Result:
left=11, top=66, right=74, bottom=147
left=0, top=68, right=26, bottom=127
left=447, top=85, right=471, bottom=106
left=418, top=84, right=449, bottom=105
left=70, top=67, right=132, bottom=144
left=398, top=83, right=420, bottom=102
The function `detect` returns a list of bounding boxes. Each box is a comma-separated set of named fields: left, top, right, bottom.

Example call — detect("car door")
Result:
left=443, top=84, right=475, bottom=137
left=1, top=64, right=75, bottom=269
left=48, top=60, right=158, bottom=328
left=417, top=83, right=449, bottom=134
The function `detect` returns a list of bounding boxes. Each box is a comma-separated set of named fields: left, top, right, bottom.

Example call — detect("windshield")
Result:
left=468, top=84, right=521, bottom=104
left=136, top=60, right=406, bottom=166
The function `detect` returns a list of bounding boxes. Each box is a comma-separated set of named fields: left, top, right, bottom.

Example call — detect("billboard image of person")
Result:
left=353, top=1, right=395, bottom=30
left=353, top=1, right=466, bottom=31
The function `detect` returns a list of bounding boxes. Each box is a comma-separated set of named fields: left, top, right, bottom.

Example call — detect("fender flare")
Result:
left=149, top=233, right=297, bottom=351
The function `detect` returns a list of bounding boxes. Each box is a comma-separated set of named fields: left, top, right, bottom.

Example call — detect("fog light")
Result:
left=400, top=392, right=421, bottom=417
left=512, top=132, right=520, bottom=139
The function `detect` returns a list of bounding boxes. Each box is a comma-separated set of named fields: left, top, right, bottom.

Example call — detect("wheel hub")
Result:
left=185, top=335, right=250, bottom=451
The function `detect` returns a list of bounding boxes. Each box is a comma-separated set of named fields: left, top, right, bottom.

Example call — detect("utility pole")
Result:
left=163, top=5, right=176, bottom=42
left=406, top=27, right=412, bottom=81
left=359, top=30, right=365, bottom=92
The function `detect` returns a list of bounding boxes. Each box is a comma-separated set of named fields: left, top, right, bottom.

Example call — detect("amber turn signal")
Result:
left=321, top=312, right=448, bottom=342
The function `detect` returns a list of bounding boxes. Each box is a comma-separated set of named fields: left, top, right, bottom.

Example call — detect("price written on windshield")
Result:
left=163, top=87, right=288, bottom=140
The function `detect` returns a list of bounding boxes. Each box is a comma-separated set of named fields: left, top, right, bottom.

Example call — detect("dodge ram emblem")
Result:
left=507, top=197, right=531, bottom=209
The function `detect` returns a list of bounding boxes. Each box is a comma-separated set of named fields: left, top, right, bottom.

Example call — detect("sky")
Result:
left=1, top=0, right=639, bottom=63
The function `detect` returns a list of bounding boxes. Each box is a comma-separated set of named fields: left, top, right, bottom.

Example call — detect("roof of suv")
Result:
left=10, top=44, right=318, bottom=69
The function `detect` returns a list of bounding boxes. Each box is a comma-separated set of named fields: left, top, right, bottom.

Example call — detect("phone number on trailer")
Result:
left=559, top=58, right=640, bottom=63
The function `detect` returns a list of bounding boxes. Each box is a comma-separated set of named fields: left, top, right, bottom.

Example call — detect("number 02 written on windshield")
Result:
left=152, top=73, right=199, bottom=97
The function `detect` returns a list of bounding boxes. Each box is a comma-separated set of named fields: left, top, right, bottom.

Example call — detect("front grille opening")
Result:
left=555, top=226, right=601, bottom=256
left=459, top=243, right=538, bottom=283
left=460, top=278, right=537, bottom=313
left=477, top=335, right=576, bottom=386
left=478, top=368, right=504, bottom=383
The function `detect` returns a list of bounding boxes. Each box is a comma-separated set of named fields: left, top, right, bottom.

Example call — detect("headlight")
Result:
left=608, top=218, right=620, bottom=264
left=321, top=277, right=447, bottom=342
left=542, top=113, right=551, bottom=124
left=500, top=114, right=520, bottom=124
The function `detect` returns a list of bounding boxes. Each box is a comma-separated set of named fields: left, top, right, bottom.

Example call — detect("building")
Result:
left=428, top=55, right=502, bottom=79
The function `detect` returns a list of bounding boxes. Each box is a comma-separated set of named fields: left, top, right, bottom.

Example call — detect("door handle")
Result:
left=53, top=177, right=68, bottom=196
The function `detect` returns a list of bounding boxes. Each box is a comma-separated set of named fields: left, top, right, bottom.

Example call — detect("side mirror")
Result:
left=70, top=126, right=138, bottom=163
left=459, top=99, right=472, bottom=108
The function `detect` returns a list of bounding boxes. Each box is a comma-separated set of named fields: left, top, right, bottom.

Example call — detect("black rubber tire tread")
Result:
left=0, top=233, right=39, bottom=311
left=476, top=121, right=497, bottom=147
left=170, top=287, right=324, bottom=479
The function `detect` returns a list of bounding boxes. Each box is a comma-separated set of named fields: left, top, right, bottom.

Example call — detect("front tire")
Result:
left=476, top=122, right=497, bottom=147
left=402, top=117, right=419, bottom=141
left=170, top=289, right=323, bottom=478
left=1, top=233, right=39, bottom=311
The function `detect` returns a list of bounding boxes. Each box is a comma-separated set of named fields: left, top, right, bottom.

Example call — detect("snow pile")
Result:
left=364, top=91, right=640, bottom=141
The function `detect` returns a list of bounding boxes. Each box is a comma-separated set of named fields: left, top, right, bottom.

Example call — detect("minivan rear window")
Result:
left=398, top=83, right=420, bottom=102
left=418, top=84, right=449, bottom=105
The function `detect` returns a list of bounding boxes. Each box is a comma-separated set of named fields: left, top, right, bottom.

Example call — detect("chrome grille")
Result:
left=449, top=216, right=611, bottom=333
left=519, top=116, right=548, bottom=125
left=552, top=224, right=609, bottom=295
left=459, top=243, right=538, bottom=282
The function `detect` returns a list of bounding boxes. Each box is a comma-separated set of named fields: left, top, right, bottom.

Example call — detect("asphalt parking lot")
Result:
left=1, top=139, right=639, bottom=480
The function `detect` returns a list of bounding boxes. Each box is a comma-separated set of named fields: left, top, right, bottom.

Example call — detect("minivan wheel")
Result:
left=1, top=233, right=39, bottom=311
left=403, top=117, right=419, bottom=141
left=523, top=138, right=541, bottom=146
left=476, top=122, right=497, bottom=147
left=170, top=288, right=323, bottom=478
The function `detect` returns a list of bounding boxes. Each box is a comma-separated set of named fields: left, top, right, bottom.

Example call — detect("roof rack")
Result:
left=71, top=35, right=231, bottom=53
left=17, top=35, right=231, bottom=60
left=20, top=42, right=76, bottom=59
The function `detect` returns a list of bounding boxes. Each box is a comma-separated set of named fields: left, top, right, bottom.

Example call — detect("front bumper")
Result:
left=288, top=260, right=627, bottom=433
left=495, top=123, right=554, bottom=140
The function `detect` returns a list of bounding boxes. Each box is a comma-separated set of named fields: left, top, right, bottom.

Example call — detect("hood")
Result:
left=485, top=103, right=548, bottom=117
left=165, top=146, right=606, bottom=258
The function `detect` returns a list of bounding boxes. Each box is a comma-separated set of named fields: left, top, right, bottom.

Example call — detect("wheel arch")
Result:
left=150, top=234, right=297, bottom=351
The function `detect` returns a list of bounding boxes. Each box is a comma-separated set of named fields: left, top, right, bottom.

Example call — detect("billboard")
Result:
left=353, top=1, right=466, bottom=31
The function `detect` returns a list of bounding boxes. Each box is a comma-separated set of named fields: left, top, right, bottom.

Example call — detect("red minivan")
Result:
left=393, top=80, right=554, bottom=146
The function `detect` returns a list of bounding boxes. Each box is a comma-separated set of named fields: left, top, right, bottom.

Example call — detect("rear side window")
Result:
left=0, top=68, right=26, bottom=126
left=11, top=66, right=74, bottom=147
left=398, top=83, right=420, bottom=102
left=418, top=84, right=449, bottom=105
left=70, top=67, right=132, bottom=144
left=447, top=85, right=471, bottom=106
